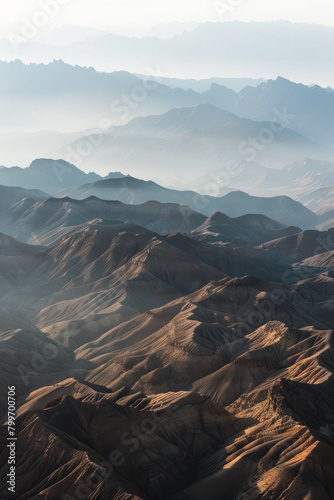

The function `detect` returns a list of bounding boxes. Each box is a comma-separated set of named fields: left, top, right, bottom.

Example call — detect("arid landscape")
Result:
left=1, top=3, right=334, bottom=499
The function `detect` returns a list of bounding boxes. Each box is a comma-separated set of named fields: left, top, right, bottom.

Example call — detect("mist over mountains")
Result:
left=2, top=60, right=334, bottom=143
left=2, top=156, right=334, bottom=227
left=136, top=75, right=267, bottom=93
left=1, top=15, right=334, bottom=500
left=0, top=158, right=332, bottom=233
left=2, top=21, right=334, bottom=84
left=1, top=59, right=334, bottom=180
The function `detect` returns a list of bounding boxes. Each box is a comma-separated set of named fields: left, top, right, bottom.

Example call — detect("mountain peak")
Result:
left=206, top=212, right=231, bottom=224
left=28, top=158, right=78, bottom=172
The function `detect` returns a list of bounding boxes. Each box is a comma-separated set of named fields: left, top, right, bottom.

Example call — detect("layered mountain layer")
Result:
left=0, top=198, right=333, bottom=498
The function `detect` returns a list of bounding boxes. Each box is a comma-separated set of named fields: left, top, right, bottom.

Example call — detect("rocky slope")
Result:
left=0, top=209, right=333, bottom=498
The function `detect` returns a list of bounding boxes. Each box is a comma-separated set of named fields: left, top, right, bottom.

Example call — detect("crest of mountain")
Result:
left=214, top=191, right=318, bottom=229
left=259, top=227, right=334, bottom=262
left=0, top=182, right=317, bottom=250
left=0, top=193, right=207, bottom=245
left=112, top=103, right=318, bottom=142
left=135, top=76, right=334, bottom=147
left=0, top=158, right=104, bottom=195
left=112, top=104, right=238, bottom=139
left=58, top=173, right=232, bottom=205
left=232, top=77, right=334, bottom=146
left=57, top=173, right=317, bottom=229
left=105, top=171, right=129, bottom=179
left=182, top=77, right=334, bottom=146
left=134, top=75, right=267, bottom=93
left=59, top=184, right=300, bottom=245
left=189, top=212, right=301, bottom=246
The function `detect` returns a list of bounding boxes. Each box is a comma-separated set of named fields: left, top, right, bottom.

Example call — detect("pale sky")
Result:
left=0, top=0, right=333, bottom=37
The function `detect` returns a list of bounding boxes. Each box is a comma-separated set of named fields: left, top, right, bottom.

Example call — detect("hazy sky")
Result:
left=1, top=0, right=333, bottom=36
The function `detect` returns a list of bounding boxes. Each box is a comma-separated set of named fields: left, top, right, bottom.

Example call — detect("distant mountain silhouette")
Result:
left=1, top=60, right=333, bottom=170
left=0, top=60, right=206, bottom=133
left=190, top=158, right=334, bottom=199
left=231, top=77, right=334, bottom=146
left=58, top=173, right=317, bottom=229
left=2, top=21, right=334, bottom=85
left=0, top=159, right=323, bottom=230
left=0, top=159, right=128, bottom=194
left=0, top=181, right=319, bottom=248
left=190, top=212, right=301, bottom=246
left=57, top=104, right=332, bottom=177
left=134, top=75, right=267, bottom=93
left=59, top=175, right=233, bottom=206
left=212, top=191, right=317, bottom=229
left=0, top=159, right=103, bottom=194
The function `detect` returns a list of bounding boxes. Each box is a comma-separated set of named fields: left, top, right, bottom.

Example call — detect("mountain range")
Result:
left=0, top=161, right=324, bottom=230
left=135, top=75, right=267, bottom=93
left=1, top=18, right=334, bottom=498
left=188, top=158, right=334, bottom=199
left=0, top=158, right=103, bottom=193
left=2, top=21, right=334, bottom=84
left=0, top=60, right=205, bottom=133
left=4, top=156, right=334, bottom=212
left=57, top=104, right=333, bottom=179
left=0, top=183, right=304, bottom=246
left=0, top=181, right=334, bottom=498
left=2, top=60, right=334, bottom=175
left=0, top=137, right=333, bottom=500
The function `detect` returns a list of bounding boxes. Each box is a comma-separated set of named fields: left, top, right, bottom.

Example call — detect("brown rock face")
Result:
left=0, top=197, right=334, bottom=499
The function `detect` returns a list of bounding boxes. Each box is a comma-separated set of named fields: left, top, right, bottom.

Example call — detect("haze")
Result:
left=1, top=0, right=334, bottom=36
left=1, top=2, right=334, bottom=499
